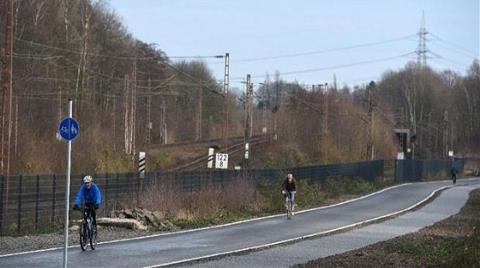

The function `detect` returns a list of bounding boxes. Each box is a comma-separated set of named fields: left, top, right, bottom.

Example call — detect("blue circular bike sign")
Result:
left=58, top=117, right=79, bottom=141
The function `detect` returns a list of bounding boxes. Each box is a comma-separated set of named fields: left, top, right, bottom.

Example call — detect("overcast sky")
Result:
left=108, top=0, right=479, bottom=88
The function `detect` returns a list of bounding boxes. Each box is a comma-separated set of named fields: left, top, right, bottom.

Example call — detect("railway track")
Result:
left=168, top=134, right=267, bottom=171
left=145, top=135, right=246, bottom=150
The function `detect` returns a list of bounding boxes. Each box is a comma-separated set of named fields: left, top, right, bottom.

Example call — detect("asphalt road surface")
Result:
left=185, top=181, right=480, bottom=267
left=1, top=178, right=478, bottom=268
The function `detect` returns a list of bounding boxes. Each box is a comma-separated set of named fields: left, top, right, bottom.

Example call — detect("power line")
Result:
left=426, top=49, right=472, bottom=69
left=169, top=55, right=224, bottom=59
left=230, top=52, right=414, bottom=80
left=229, top=34, right=416, bottom=63
left=3, top=34, right=163, bottom=61
left=12, top=53, right=63, bottom=60
left=157, top=60, right=224, bottom=96
left=3, top=33, right=225, bottom=61
left=430, top=56, right=472, bottom=69
left=429, top=40, right=478, bottom=59
left=55, top=51, right=224, bottom=95
left=429, top=32, right=478, bottom=58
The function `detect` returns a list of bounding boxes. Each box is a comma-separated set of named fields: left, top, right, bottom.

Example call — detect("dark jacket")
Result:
left=282, top=178, right=296, bottom=192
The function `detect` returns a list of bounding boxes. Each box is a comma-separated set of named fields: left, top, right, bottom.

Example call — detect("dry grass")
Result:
left=138, top=177, right=260, bottom=220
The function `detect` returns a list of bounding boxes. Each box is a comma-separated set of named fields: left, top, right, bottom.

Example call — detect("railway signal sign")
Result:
left=215, top=153, right=228, bottom=169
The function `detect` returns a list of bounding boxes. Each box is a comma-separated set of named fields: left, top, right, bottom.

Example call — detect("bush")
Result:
left=294, top=180, right=326, bottom=207
left=138, top=176, right=261, bottom=225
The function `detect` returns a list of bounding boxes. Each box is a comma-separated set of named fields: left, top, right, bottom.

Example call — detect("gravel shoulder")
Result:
left=0, top=226, right=158, bottom=255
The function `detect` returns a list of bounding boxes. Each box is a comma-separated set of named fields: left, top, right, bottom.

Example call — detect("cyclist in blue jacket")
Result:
left=72, top=175, right=102, bottom=226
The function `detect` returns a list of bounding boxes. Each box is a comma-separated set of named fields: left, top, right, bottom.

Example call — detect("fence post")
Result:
left=52, top=174, right=57, bottom=225
left=394, top=160, right=398, bottom=182
left=380, top=160, right=385, bottom=178
left=35, top=175, right=40, bottom=231
left=0, top=175, right=4, bottom=235
left=115, top=173, right=120, bottom=208
left=126, top=173, right=131, bottom=202
left=190, top=172, right=194, bottom=193
left=17, top=175, right=23, bottom=234
left=136, top=173, right=140, bottom=205
left=105, top=173, right=109, bottom=217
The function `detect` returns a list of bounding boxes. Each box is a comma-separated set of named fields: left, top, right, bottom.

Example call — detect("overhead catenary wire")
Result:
left=7, top=30, right=472, bottom=98
left=2, top=33, right=224, bottom=61
left=229, top=35, right=417, bottom=63
left=230, top=52, right=415, bottom=80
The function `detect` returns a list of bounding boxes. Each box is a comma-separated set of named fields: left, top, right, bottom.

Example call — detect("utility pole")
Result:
left=249, top=83, right=253, bottom=138
left=124, top=75, right=131, bottom=155
left=131, top=62, right=137, bottom=158
left=195, top=82, right=203, bottom=141
left=244, top=74, right=251, bottom=144
left=262, top=81, right=267, bottom=138
left=333, top=73, right=338, bottom=91
left=366, top=82, right=375, bottom=160
left=222, top=53, right=230, bottom=151
left=112, top=96, right=116, bottom=151
left=160, top=99, right=167, bottom=144
left=273, top=80, right=280, bottom=141
left=146, top=79, right=152, bottom=144
left=14, top=96, right=18, bottom=157
left=1, top=0, right=14, bottom=176
left=443, top=110, right=448, bottom=159
left=321, top=83, right=329, bottom=161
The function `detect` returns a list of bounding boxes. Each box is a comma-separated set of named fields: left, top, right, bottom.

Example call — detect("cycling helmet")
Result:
left=83, top=175, right=93, bottom=184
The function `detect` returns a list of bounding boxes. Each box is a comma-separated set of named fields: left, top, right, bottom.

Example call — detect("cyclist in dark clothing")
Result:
left=451, top=166, right=458, bottom=184
left=282, top=173, right=297, bottom=211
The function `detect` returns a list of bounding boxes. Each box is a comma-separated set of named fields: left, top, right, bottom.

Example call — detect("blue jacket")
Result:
left=74, top=183, right=102, bottom=206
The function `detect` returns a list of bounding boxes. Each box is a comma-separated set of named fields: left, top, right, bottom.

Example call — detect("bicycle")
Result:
left=284, top=191, right=295, bottom=219
left=76, top=205, right=97, bottom=251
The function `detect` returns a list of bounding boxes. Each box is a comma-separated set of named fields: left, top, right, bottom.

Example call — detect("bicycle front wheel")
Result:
left=286, top=199, right=292, bottom=219
left=90, top=225, right=97, bottom=250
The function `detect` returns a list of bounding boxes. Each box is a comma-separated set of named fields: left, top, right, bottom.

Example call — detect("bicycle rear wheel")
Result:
left=79, top=224, right=87, bottom=251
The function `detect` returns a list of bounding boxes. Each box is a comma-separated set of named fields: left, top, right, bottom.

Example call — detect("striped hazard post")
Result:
left=207, top=147, right=215, bottom=169
left=139, top=152, right=146, bottom=178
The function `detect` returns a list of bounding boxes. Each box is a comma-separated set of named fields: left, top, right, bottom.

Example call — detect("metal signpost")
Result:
left=58, top=99, right=79, bottom=268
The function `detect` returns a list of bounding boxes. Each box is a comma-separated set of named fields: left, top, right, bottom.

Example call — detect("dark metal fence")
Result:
left=394, top=158, right=465, bottom=182
left=0, top=158, right=465, bottom=235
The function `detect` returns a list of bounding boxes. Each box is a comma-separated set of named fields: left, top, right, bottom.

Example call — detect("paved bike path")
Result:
left=187, top=181, right=480, bottom=267
left=1, top=178, right=478, bottom=268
